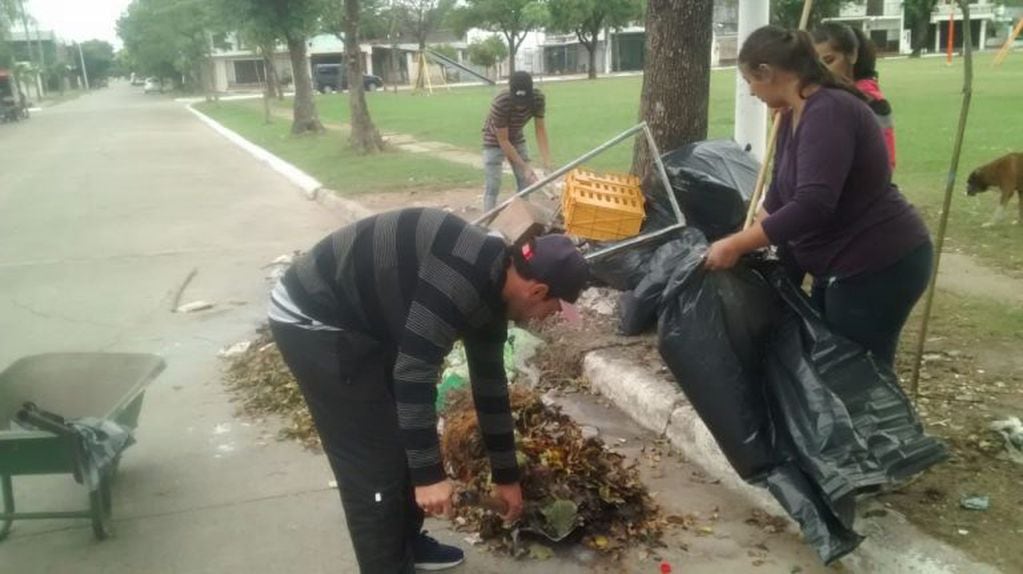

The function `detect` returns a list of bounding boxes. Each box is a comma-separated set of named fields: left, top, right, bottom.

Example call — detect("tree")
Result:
left=218, top=0, right=325, bottom=135
left=631, top=0, right=713, bottom=179
left=547, top=0, right=641, bottom=79
left=771, top=0, right=857, bottom=28
left=466, top=34, right=507, bottom=79
left=344, top=0, right=385, bottom=153
left=117, top=0, right=216, bottom=92
left=79, top=40, right=116, bottom=85
left=905, top=0, right=939, bottom=57
left=451, top=0, right=547, bottom=74
left=397, top=0, right=455, bottom=52
left=322, top=0, right=390, bottom=43
left=0, top=0, right=20, bottom=68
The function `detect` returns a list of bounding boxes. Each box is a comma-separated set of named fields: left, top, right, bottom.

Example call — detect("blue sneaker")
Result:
left=413, top=531, right=465, bottom=571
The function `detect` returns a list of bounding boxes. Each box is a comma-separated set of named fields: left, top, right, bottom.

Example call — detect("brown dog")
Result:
left=966, top=153, right=1023, bottom=227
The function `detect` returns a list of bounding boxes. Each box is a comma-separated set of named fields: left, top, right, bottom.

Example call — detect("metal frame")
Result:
left=472, top=121, right=686, bottom=261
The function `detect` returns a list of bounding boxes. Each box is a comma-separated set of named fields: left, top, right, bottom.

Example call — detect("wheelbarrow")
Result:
left=0, top=353, right=165, bottom=541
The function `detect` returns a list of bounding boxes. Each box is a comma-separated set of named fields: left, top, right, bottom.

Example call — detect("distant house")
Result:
left=923, top=0, right=1002, bottom=52
left=208, top=32, right=481, bottom=93
left=824, top=0, right=1006, bottom=56
left=535, top=0, right=739, bottom=77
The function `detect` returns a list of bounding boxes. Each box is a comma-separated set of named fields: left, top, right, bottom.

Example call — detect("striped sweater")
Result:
left=278, top=208, right=518, bottom=486
left=482, top=89, right=546, bottom=147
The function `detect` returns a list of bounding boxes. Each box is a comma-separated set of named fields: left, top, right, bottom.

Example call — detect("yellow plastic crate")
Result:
left=562, top=168, right=645, bottom=241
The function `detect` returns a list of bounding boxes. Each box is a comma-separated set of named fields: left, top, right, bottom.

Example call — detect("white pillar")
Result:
left=935, top=22, right=941, bottom=53
left=734, top=0, right=770, bottom=162
left=979, top=18, right=987, bottom=50
left=604, top=29, right=612, bottom=73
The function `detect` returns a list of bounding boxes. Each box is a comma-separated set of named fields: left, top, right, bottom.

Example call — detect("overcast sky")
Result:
left=27, top=0, right=132, bottom=46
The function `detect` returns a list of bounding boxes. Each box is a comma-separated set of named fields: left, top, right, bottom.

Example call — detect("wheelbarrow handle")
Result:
left=16, top=403, right=76, bottom=439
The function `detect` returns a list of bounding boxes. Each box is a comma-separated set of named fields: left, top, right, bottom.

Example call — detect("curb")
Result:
left=187, top=104, right=379, bottom=223
left=186, top=104, right=322, bottom=198
left=583, top=348, right=1000, bottom=573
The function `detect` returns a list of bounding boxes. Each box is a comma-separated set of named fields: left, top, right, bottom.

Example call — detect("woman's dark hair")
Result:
left=812, top=22, right=878, bottom=80
left=738, top=25, right=865, bottom=101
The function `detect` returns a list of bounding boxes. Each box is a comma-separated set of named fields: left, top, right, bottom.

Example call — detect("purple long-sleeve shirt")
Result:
left=761, top=88, right=929, bottom=279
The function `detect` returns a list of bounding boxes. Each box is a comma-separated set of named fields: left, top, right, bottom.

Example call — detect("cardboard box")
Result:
left=487, top=198, right=553, bottom=245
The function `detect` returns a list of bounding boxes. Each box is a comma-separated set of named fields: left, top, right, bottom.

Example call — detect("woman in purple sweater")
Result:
left=705, top=26, right=932, bottom=367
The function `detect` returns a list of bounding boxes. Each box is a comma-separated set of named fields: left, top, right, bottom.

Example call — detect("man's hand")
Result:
left=494, top=482, right=523, bottom=523
left=415, top=479, right=454, bottom=518
left=704, top=236, right=742, bottom=271
left=523, top=166, right=539, bottom=186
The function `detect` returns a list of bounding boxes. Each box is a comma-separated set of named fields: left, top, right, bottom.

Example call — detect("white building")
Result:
left=824, top=0, right=1004, bottom=56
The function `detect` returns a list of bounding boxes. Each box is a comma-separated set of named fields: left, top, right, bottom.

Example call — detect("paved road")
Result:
left=0, top=84, right=828, bottom=574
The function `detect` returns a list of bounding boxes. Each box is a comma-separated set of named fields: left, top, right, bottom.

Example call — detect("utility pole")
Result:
left=33, top=20, right=47, bottom=94
left=77, top=42, right=90, bottom=90
left=734, top=0, right=769, bottom=161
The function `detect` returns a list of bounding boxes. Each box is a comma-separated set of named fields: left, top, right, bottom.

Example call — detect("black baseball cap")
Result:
left=509, top=71, right=534, bottom=101
left=514, top=235, right=589, bottom=304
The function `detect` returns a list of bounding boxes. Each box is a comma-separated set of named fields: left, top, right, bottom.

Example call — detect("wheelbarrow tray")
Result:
left=0, top=353, right=165, bottom=541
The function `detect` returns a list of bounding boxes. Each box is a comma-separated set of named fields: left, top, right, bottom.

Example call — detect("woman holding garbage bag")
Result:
left=704, top=25, right=932, bottom=368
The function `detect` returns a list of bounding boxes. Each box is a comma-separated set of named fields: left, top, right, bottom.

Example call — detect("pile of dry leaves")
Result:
left=442, top=386, right=664, bottom=558
left=222, top=326, right=320, bottom=449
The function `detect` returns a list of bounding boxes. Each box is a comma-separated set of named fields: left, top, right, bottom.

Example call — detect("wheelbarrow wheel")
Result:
left=89, top=474, right=113, bottom=540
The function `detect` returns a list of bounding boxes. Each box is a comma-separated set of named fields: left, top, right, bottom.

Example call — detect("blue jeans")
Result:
left=483, top=143, right=531, bottom=212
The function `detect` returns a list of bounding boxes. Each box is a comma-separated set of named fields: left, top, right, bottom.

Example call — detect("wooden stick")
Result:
left=742, top=0, right=814, bottom=229
left=994, top=18, right=1023, bottom=66
left=171, top=268, right=198, bottom=312
left=910, top=0, right=974, bottom=398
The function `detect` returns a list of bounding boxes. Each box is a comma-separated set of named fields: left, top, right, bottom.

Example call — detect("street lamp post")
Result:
left=77, top=42, right=90, bottom=90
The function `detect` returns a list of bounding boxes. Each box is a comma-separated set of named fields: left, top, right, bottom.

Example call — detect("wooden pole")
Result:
left=946, top=2, right=955, bottom=64
left=910, top=0, right=974, bottom=398
left=743, top=0, right=814, bottom=229
left=993, top=18, right=1023, bottom=66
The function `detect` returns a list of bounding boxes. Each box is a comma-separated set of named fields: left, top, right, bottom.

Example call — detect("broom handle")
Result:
left=742, top=0, right=815, bottom=230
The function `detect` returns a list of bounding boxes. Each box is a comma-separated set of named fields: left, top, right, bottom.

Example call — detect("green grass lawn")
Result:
left=206, top=52, right=1023, bottom=272
left=195, top=101, right=481, bottom=194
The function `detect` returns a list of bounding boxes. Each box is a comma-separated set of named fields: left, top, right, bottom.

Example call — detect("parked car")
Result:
left=130, top=73, right=144, bottom=86
left=143, top=78, right=162, bottom=94
left=313, top=63, right=383, bottom=93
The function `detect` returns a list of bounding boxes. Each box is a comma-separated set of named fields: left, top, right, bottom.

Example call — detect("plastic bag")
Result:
left=765, top=272, right=948, bottom=497
left=645, top=140, right=759, bottom=241
left=590, top=140, right=758, bottom=290
left=655, top=230, right=781, bottom=481
left=618, top=234, right=701, bottom=335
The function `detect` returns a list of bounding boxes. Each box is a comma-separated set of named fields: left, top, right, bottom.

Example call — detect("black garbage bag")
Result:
left=588, top=232, right=673, bottom=292
left=652, top=232, right=866, bottom=564
left=618, top=234, right=700, bottom=335
left=762, top=463, right=864, bottom=564
left=655, top=230, right=781, bottom=480
left=591, top=140, right=758, bottom=290
left=765, top=272, right=949, bottom=499
left=645, top=140, right=759, bottom=241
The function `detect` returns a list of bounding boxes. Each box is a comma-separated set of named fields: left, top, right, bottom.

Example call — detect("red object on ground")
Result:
left=660, top=561, right=672, bottom=574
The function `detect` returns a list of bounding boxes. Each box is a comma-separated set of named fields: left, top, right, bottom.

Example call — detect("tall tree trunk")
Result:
left=505, top=32, right=517, bottom=74
left=911, top=16, right=931, bottom=57
left=286, top=34, right=324, bottom=135
left=344, top=0, right=384, bottom=154
left=631, top=0, right=713, bottom=180
left=586, top=41, right=597, bottom=79
left=261, top=45, right=281, bottom=101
